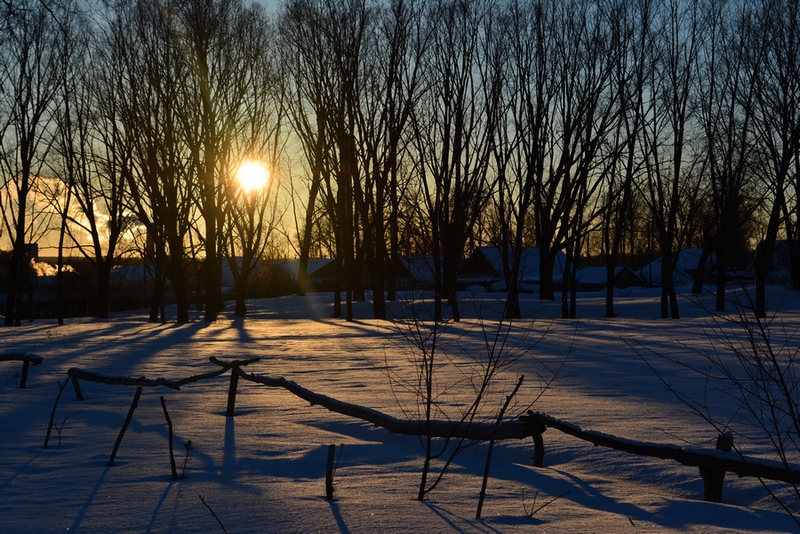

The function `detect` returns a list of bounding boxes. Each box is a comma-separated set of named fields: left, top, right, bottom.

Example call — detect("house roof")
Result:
left=273, top=259, right=335, bottom=281
left=576, top=266, right=638, bottom=284
left=465, top=246, right=566, bottom=283
left=639, top=248, right=715, bottom=286
left=398, top=255, right=436, bottom=282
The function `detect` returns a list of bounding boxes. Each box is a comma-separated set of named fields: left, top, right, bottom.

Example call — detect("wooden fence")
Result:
left=1, top=353, right=43, bottom=388
left=41, top=356, right=800, bottom=503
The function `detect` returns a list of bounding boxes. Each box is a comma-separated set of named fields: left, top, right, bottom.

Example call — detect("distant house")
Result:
left=772, top=240, right=791, bottom=271
left=459, top=246, right=567, bottom=292
left=754, top=239, right=793, bottom=283
left=395, top=255, right=437, bottom=288
left=220, top=257, right=268, bottom=290
left=274, top=258, right=333, bottom=282
left=269, top=258, right=337, bottom=292
left=575, top=266, right=646, bottom=292
left=110, top=264, right=154, bottom=290
left=639, top=248, right=716, bottom=287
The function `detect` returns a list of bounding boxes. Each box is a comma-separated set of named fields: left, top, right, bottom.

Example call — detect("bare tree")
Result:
left=49, top=4, right=136, bottom=320
left=280, top=0, right=329, bottom=299
left=490, top=0, right=553, bottom=319
left=601, top=0, right=652, bottom=318
left=409, top=0, right=501, bottom=322
left=279, top=0, right=351, bottom=317
left=640, top=0, right=703, bottom=319
left=219, top=9, right=286, bottom=317
left=114, top=0, right=196, bottom=324
left=352, top=0, right=426, bottom=319
left=172, top=0, right=277, bottom=322
left=695, top=0, right=760, bottom=312
left=636, top=299, right=800, bottom=526
left=747, top=0, right=800, bottom=317
left=388, top=307, right=559, bottom=502
left=550, top=0, right=620, bottom=319
left=1, top=0, right=64, bottom=326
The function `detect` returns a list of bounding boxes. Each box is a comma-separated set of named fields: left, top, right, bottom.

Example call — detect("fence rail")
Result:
left=49, top=358, right=800, bottom=503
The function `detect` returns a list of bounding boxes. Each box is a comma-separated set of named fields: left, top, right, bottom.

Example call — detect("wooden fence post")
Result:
left=533, top=433, right=545, bottom=468
left=70, top=373, right=84, bottom=401
left=161, top=396, right=178, bottom=481
left=20, top=359, right=32, bottom=389
left=0, top=353, right=42, bottom=389
left=226, top=367, right=240, bottom=417
left=699, top=432, right=734, bottom=502
left=325, top=444, right=336, bottom=500
left=108, top=387, right=143, bottom=466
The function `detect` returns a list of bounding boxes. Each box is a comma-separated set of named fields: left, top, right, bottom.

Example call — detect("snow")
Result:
left=2, top=286, right=800, bottom=533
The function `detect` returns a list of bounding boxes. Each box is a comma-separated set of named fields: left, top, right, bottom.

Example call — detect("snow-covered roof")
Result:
left=398, top=255, right=437, bottom=282
left=271, top=258, right=334, bottom=281
left=577, top=266, right=628, bottom=284
left=639, top=248, right=715, bottom=286
left=467, top=246, right=567, bottom=283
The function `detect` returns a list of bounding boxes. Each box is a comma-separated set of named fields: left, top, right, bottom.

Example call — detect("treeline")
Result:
left=1, top=0, right=799, bottom=325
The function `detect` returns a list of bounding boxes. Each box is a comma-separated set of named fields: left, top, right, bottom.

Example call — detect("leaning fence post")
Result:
left=226, top=367, right=240, bottom=417
left=160, top=396, right=178, bottom=481
left=699, top=432, right=733, bottom=502
left=70, top=372, right=84, bottom=401
left=108, top=387, right=143, bottom=466
left=20, top=359, right=32, bottom=389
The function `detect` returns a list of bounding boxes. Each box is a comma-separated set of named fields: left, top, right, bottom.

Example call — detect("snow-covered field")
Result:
left=1, top=287, right=799, bottom=533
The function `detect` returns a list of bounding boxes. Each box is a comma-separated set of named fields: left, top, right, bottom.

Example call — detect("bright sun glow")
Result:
left=236, top=160, right=270, bottom=193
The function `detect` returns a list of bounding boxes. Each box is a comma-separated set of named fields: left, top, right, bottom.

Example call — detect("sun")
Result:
left=236, top=160, right=270, bottom=194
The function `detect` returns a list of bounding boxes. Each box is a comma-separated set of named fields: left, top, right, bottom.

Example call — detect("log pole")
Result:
left=0, top=354, right=42, bottom=389
left=532, top=432, right=545, bottom=468
left=325, top=444, right=336, bottom=500
left=700, top=432, right=733, bottom=503
left=20, top=359, right=31, bottom=389
left=70, top=374, right=84, bottom=401
left=108, top=387, right=143, bottom=466
left=160, top=396, right=178, bottom=481
left=226, top=368, right=240, bottom=417
left=43, top=380, right=68, bottom=449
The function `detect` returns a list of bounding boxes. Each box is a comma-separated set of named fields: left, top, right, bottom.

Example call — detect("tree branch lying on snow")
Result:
left=236, top=368, right=544, bottom=441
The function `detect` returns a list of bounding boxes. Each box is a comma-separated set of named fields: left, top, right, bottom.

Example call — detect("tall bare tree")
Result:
left=747, top=0, right=800, bottom=317
left=174, top=0, right=277, bottom=322
left=280, top=0, right=350, bottom=317
left=601, top=0, right=652, bottom=318
left=640, top=0, right=703, bottom=319
left=48, top=3, right=139, bottom=320
left=219, top=8, right=286, bottom=317
left=1, top=0, right=64, bottom=326
left=491, top=0, right=551, bottom=319
left=352, top=0, right=426, bottom=319
left=409, top=0, right=501, bottom=322
left=114, top=0, right=196, bottom=324
left=696, top=0, right=760, bottom=312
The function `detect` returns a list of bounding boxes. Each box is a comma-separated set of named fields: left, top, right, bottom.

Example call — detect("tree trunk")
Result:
left=539, top=246, right=555, bottom=301
left=96, top=264, right=112, bottom=319
left=755, top=198, right=783, bottom=319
